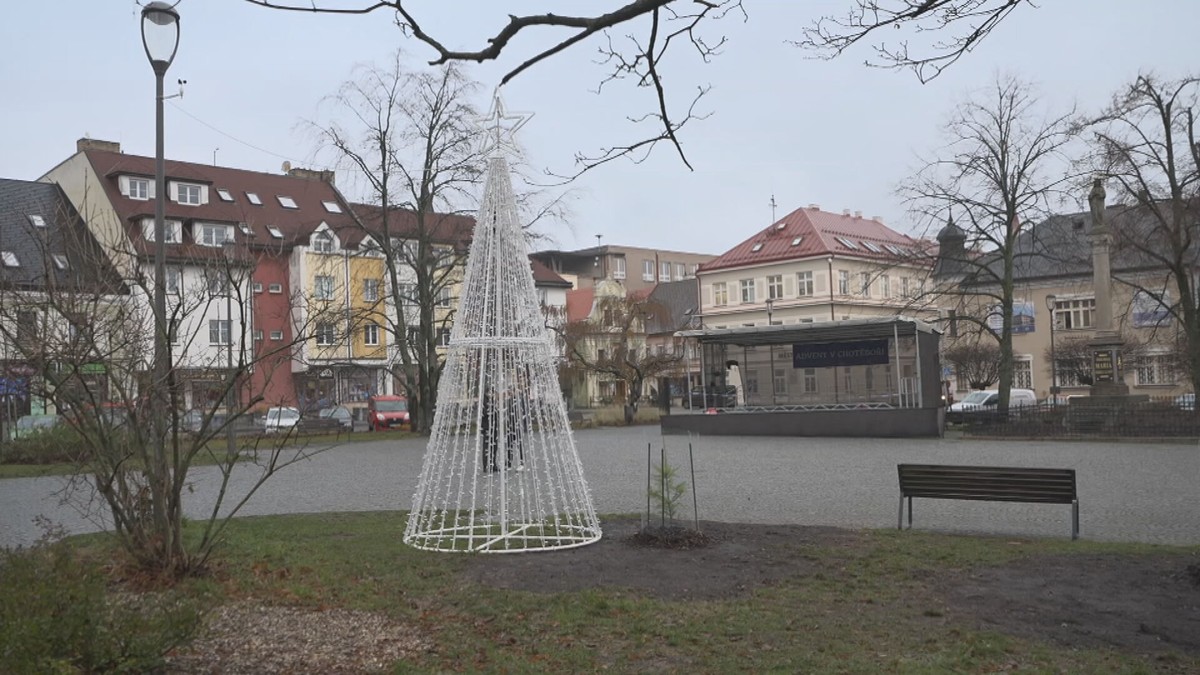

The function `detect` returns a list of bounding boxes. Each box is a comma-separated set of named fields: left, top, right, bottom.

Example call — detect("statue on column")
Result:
left=1088, top=177, right=1107, bottom=235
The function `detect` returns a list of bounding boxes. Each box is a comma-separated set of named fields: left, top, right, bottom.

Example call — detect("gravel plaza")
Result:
left=3, top=426, right=1199, bottom=550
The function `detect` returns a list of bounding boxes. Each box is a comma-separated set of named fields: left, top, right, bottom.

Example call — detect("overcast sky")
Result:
left=1, top=1, right=1194, bottom=256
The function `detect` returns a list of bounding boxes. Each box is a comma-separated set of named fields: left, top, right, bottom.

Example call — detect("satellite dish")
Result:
left=282, top=160, right=292, bottom=173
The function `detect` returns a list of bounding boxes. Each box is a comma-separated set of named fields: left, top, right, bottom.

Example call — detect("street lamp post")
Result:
left=765, top=297, right=774, bottom=325
left=142, top=2, right=180, bottom=465
left=1045, top=294, right=1058, bottom=406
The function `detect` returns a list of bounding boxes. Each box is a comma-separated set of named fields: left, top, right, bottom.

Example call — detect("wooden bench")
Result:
left=897, top=463, right=1079, bottom=539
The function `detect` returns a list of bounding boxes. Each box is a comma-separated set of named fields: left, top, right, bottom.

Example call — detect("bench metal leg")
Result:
left=898, top=495, right=904, bottom=530
left=907, top=496, right=913, bottom=529
left=1071, top=500, right=1079, bottom=540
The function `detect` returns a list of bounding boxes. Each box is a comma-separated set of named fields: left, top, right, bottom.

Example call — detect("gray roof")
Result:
left=950, top=203, right=1200, bottom=287
left=0, top=178, right=125, bottom=293
left=646, top=279, right=698, bottom=334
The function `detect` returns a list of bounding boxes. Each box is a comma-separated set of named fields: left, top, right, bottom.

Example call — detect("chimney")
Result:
left=854, top=210, right=862, bottom=218
left=807, top=203, right=820, bottom=211
left=842, top=209, right=851, bottom=216
left=288, top=167, right=336, bottom=185
left=77, top=138, right=121, bottom=153
left=871, top=215, right=882, bottom=223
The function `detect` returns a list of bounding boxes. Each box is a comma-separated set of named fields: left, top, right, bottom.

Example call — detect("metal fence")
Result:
left=949, top=397, right=1200, bottom=438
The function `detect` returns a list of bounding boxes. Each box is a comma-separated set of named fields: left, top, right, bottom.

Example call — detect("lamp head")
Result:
left=1045, top=294, right=1057, bottom=312
left=141, top=2, right=180, bottom=75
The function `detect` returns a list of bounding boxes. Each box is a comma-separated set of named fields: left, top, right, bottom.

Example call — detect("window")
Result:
left=767, top=275, right=783, bottom=300
left=739, top=279, right=755, bottom=304
left=642, top=259, right=654, bottom=281
left=238, top=223, right=253, bottom=236
left=16, top=310, right=38, bottom=345
left=314, top=275, right=334, bottom=300
left=881, top=274, right=890, bottom=298
left=838, top=270, right=849, bottom=295
left=1, top=251, right=19, bottom=267
left=861, top=241, right=882, bottom=253
left=397, top=282, right=416, bottom=305
left=1014, top=356, right=1033, bottom=389
left=437, top=327, right=452, bottom=347
left=315, top=322, right=337, bottom=345
left=322, top=200, right=342, bottom=213
left=253, top=330, right=263, bottom=341
left=363, top=278, right=380, bottom=302
left=660, top=261, right=671, bottom=282
left=268, top=282, right=282, bottom=294
left=253, top=281, right=263, bottom=293
left=52, top=254, right=69, bottom=270
left=884, top=244, right=903, bottom=256
left=689, top=264, right=699, bottom=276
left=209, top=320, right=231, bottom=345
left=750, top=243, right=764, bottom=252
left=712, top=282, right=728, bottom=306
left=246, top=192, right=262, bottom=205
left=803, top=368, right=818, bottom=394
left=835, top=236, right=859, bottom=250
left=774, top=368, right=787, bottom=394
left=28, top=214, right=46, bottom=228
left=797, top=271, right=813, bottom=297
left=675, top=263, right=685, bottom=279
left=1135, top=352, right=1173, bottom=386
left=267, top=226, right=284, bottom=239
left=1053, top=298, right=1095, bottom=330
left=843, top=367, right=852, bottom=392
left=612, top=257, right=626, bottom=280
left=270, top=329, right=284, bottom=341
left=166, top=267, right=181, bottom=294
left=364, top=322, right=380, bottom=346
left=790, top=236, right=802, bottom=247
left=176, top=183, right=202, bottom=205
left=312, top=231, right=334, bottom=253
left=901, top=277, right=910, bottom=298
left=124, top=177, right=149, bottom=200
left=197, top=223, right=231, bottom=247
left=217, top=188, right=234, bottom=202
left=859, top=272, right=871, bottom=297
left=277, top=196, right=298, bottom=209
left=436, top=287, right=452, bottom=307
left=207, top=273, right=230, bottom=297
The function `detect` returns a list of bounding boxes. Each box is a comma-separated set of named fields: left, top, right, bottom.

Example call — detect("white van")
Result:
left=264, top=406, right=300, bottom=433
left=949, top=388, right=1037, bottom=414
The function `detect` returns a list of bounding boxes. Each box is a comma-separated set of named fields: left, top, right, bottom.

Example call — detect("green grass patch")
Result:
left=55, top=511, right=1196, bottom=673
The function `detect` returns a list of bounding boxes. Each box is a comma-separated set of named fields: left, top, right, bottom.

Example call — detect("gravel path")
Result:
left=3, top=427, right=1199, bottom=548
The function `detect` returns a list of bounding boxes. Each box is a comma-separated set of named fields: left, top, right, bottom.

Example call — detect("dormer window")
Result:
left=52, top=254, right=69, bottom=270
left=884, top=244, right=903, bottom=256
left=246, top=192, right=262, bottom=205
left=217, top=189, right=234, bottom=202
left=322, top=200, right=342, bottom=213
left=142, top=218, right=181, bottom=243
left=835, top=237, right=859, bottom=250
left=312, top=231, right=334, bottom=253
left=277, top=196, right=298, bottom=209
left=28, top=214, right=46, bottom=228
left=197, top=223, right=233, bottom=247
left=861, top=241, right=882, bottom=253
left=1, top=251, right=18, bottom=267
left=129, top=178, right=150, bottom=200
left=267, top=226, right=284, bottom=239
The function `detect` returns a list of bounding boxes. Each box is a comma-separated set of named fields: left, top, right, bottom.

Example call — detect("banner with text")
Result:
left=792, top=339, right=890, bottom=368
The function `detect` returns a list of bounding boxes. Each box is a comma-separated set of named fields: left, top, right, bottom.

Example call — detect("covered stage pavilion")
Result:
left=661, top=316, right=944, bottom=437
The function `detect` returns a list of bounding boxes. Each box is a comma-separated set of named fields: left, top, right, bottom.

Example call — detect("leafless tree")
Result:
left=0, top=196, right=324, bottom=578
left=557, top=289, right=680, bottom=423
left=942, top=339, right=1000, bottom=390
left=1085, top=74, right=1200, bottom=394
left=798, top=0, right=1033, bottom=83
left=906, top=74, right=1080, bottom=410
left=246, top=0, right=746, bottom=177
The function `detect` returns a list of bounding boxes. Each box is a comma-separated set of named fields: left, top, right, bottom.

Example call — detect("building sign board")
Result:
left=792, top=339, right=889, bottom=369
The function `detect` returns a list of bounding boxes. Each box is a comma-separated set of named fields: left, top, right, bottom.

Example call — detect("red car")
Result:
left=368, top=395, right=410, bottom=431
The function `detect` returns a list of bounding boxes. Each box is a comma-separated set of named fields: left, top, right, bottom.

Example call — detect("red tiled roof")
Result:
left=81, top=149, right=361, bottom=253
left=530, top=257, right=570, bottom=287
left=700, top=206, right=925, bottom=272
left=565, top=288, right=595, bottom=323
left=350, top=203, right=475, bottom=249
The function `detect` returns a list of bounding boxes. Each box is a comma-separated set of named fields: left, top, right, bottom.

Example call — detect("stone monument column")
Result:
left=1086, top=177, right=1130, bottom=396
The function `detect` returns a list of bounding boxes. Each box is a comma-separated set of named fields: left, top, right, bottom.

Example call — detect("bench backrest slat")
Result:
left=897, top=464, right=1076, bottom=505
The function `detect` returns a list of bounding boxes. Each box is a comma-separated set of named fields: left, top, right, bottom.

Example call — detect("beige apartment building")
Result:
left=531, top=244, right=714, bottom=294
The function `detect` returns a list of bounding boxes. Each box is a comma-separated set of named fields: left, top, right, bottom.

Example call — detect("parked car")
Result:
left=367, top=395, right=410, bottom=431
left=264, top=406, right=300, bottom=433
left=318, top=406, right=354, bottom=430
left=12, top=414, right=62, bottom=439
left=1174, top=393, right=1195, bottom=411
left=948, top=388, right=1037, bottom=423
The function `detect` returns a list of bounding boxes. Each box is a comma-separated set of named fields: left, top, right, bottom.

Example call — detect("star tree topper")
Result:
left=478, top=90, right=533, bottom=157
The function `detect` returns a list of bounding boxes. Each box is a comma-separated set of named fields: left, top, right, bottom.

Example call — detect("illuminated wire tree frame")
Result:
left=404, top=97, right=601, bottom=553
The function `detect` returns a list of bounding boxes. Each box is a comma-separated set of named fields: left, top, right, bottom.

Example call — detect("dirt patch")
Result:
left=465, top=516, right=1200, bottom=656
